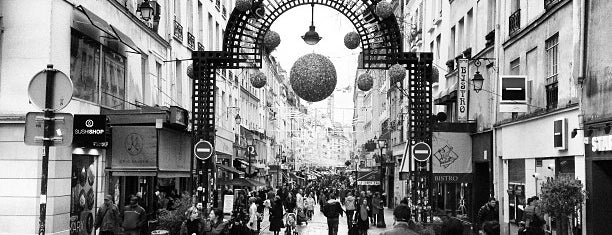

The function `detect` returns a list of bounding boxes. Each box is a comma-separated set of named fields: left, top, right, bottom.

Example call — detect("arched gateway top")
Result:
left=222, top=0, right=402, bottom=69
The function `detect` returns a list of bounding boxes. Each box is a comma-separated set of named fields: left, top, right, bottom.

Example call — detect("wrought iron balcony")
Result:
left=509, top=9, right=521, bottom=36
left=187, top=32, right=195, bottom=50
left=198, top=42, right=205, bottom=51
left=173, top=19, right=183, bottom=42
left=545, top=0, right=561, bottom=11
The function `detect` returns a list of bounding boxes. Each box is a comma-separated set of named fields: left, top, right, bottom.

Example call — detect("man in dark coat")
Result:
left=121, top=195, right=146, bottom=235
left=95, top=195, right=120, bottom=235
left=380, top=205, right=418, bottom=235
left=477, top=197, right=499, bottom=233
left=323, top=193, right=344, bottom=235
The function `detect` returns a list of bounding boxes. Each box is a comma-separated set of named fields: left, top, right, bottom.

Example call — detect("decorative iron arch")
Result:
left=222, top=0, right=402, bottom=69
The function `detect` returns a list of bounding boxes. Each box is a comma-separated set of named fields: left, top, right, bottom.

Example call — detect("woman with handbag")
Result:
left=269, top=196, right=284, bottom=235
left=353, top=198, right=370, bottom=235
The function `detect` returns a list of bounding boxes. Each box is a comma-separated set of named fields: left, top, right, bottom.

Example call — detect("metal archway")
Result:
left=191, top=0, right=433, bottom=221
left=223, top=0, right=402, bottom=69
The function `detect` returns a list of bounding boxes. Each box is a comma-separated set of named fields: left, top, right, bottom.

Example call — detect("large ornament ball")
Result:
left=389, top=64, right=406, bottom=84
left=344, top=32, right=360, bottom=50
left=375, top=1, right=394, bottom=19
left=187, top=63, right=194, bottom=78
left=264, top=31, right=281, bottom=51
left=290, top=53, right=337, bottom=102
left=250, top=70, right=267, bottom=88
left=235, top=0, right=252, bottom=12
left=357, top=73, right=373, bottom=91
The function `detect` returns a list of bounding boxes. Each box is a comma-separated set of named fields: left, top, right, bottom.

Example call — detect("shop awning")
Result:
left=215, top=151, right=232, bottom=160
left=109, top=169, right=156, bottom=177
left=236, top=159, right=249, bottom=167
left=110, top=25, right=142, bottom=54
left=217, top=164, right=244, bottom=175
left=357, top=171, right=380, bottom=185
left=77, top=5, right=116, bottom=38
left=434, top=82, right=458, bottom=105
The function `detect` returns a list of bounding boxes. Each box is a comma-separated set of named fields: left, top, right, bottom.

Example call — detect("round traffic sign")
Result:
left=194, top=140, right=214, bottom=160
left=412, top=142, right=431, bottom=161
left=28, top=67, right=73, bottom=111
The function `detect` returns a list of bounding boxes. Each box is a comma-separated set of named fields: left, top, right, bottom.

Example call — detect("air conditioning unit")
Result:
left=554, top=118, right=567, bottom=150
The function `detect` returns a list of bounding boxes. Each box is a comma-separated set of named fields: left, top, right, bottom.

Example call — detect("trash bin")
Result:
left=151, top=230, right=169, bottom=235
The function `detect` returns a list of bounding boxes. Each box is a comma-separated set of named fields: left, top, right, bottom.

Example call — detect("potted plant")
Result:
left=156, top=195, right=194, bottom=235
left=539, top=177, right=586, bottom=235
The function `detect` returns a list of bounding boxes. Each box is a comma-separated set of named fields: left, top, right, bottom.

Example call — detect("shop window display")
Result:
left=70, top=155, right=97, bottom=235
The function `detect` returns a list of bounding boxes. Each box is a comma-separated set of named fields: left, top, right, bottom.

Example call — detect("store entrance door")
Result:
left=590, top=160, right=612, bottom=234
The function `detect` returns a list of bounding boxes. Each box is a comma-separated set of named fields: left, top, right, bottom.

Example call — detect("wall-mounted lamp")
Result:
left=470, top=58, right=494, bottom=93
left=137, top=0, right=155, bottom=21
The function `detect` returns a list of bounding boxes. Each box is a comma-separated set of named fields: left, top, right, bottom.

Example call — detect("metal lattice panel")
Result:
left=222, top=0, right=402, bottom=69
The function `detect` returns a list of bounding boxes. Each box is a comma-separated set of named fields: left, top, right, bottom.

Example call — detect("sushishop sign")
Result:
left=591, top=135, right=612, bottom=152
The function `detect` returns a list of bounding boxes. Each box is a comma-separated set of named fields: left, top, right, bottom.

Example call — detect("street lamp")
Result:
left=234, top=114, right=242, bottom=125
left=137, top=0, right=155, bottom=21
left=375, top=136, right=387, bottom=228
left=246, top=134, right=254, bottom=177
left=302, top=4, right=322, bottom=45
left=472, top=71, right=484, bottom=93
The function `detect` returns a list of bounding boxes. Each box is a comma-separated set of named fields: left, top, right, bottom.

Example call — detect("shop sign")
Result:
left=158, top=129, right=191, bottom=172
left=111, top=126, right=157, bottom=169
left=433, top=173, right=473, bottom=183
left=591, top=134, right=612, bottom=152
left=73, top=115, right=108, bottom=148
left=457, top=59, right=469, bottom=122
left=432, top=132, right=472, bottom=174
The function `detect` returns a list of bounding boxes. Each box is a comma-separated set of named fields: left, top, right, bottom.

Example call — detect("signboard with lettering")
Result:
left=111, top=126, right=157, bottom=169
left=433, top=173, right=473, bottom=183
left=73, top=115, right=108, bottom=148
left=457, top=59, right=469, bottom=122
left=591, top=135, right=612, bottom=152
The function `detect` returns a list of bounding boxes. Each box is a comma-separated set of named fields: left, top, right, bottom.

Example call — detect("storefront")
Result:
left=585, top=126, right=612, bottom=234
left=105, top=107, right=191, bottom=216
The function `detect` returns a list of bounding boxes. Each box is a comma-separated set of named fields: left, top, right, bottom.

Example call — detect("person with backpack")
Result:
left=523, top=196, right=545, bottom=235
left=323, top=193, right=344, bottom=235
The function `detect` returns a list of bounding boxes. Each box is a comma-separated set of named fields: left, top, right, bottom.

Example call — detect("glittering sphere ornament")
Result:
left=250, top=70, right=267, bottom=88
left=264, top=31, right=281, bottom=51
left=235, top=0, right=252, bottom=12
left=344, top=32, right=360, bottom=49
left=357, top=73, right=373, bottom=91
left=186, top=63, right=194, bottom=78
left=389, top=64, right=406, bottom=84
left=375, top=1, right=394, bottom=19
left=290, top=53, right=337, bottom=102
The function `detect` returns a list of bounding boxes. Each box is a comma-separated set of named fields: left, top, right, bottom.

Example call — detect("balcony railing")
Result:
left=198, top=42, right=205, bottom=51
left=173, top=20, right=183, bottom=42
left=509, top=9, right=521, bottom=36
left=545, top=0, right=561, bottom=11
left=187, top=32, right=195, bottom=50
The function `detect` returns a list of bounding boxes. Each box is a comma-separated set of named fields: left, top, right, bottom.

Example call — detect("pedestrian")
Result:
left=371, top=192, right=381, bottom=225
left=344, top=191, right=356, bottom=230
left=248, top=197, right=259, bottom=234
left=523, top=196, right=545, bottom=235
left=269, top=196, right=284, bottom=235
left=203, top=208, right=229, bottom=235
left=95, top=195, right=120, bottom=235
left=440, top=211, right=463, bottom=235
left=379, top=205, right=418, bottom=235
left=305, top=192, right=315, bottom=220
left=366, top=190, right=374, bottom=224
left=121, top=195, right=146, bottom=235
left=323, top=193, right=344, bottom=235
left=296, top=189, right=305, bottom=225
left=477, top=197, right=499, bottom=235
left=284, top=192, right=297, bottom=213
left=353, top=198, right=370, bottom=235
left=180, top=207, right=204, bottom=235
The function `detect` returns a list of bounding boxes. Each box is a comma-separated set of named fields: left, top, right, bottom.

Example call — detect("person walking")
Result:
left=284, top=192, right=297, bottom=213
left=180, top=208, right=204, bottom=235
left=95, top=195, right=120, bottom=235
left=203, top=208, right=229, bottom=235
left=269, top=196, right=284, bottom=235
left=477, top=197, right=499, bottom=234
left=305, top=192, right=315, bottom=220
left=379, top=205, right=418, bottom=235
left=523, top=196, right=545, bottom=235
left=353, top=198, right=370, bottom=235
left=344, top=191, right=356, bottom=230
left=371, top=192, right=381, bottom=225
left=248, top=197, right=259, bottom=234
left=121, top=195, right=146, bottom=235
left=323, top=193, right=344, bottom=235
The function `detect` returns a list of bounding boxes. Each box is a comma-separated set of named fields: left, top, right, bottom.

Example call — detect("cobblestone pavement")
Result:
left=258, top=204, right=399, bottom=235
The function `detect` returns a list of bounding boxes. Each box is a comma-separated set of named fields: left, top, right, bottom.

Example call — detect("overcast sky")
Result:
left=269, top=5, right=360, bottom=125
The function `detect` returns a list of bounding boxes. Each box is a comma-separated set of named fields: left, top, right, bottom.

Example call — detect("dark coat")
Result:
left=121, top=204, right=146, bottom=231
left=95, top=203, right=120, bottom=232
left=269, top=199, right=284, bottom=232
left=380, top=222, right=418, bottom=235
left=203, top=219, right=229, bottom=235
left=477, top=204, right=499, bottom=225
left=353, top=205, right=369, bottom=231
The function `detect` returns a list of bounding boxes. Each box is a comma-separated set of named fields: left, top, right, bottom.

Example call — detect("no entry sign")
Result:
left=412, top=142, right=431, bottom=161
left=194, top=140, right=214, bottom=160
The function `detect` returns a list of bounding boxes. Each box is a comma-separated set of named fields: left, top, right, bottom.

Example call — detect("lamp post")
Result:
left=376, top=136, right=387, bottom=228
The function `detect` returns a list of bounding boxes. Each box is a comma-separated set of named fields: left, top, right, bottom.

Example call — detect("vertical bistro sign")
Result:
left=457, top=59, right=469, bottom=122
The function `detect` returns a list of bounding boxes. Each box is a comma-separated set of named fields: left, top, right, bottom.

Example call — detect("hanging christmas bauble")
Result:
left=389, top=64, right=406, bottom=84
left=235, top=0, right=252, bottom=12
left=187, top=63, right=194, bottom=78
left=264, top=30, right=281, bottom=51
left=344, top=32, right=360, bottom=49
left=290, top=53, right=337, bottom=102
left=250, top=70, right=267, bottom=88
left=375, top=1, right=394, bottom=19
left=357, top=73, right=373, bottom=91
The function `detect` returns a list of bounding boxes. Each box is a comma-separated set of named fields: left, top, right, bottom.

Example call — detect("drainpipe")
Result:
left=578, top=1, right=588, bottom=234
left=493, top=0, right=503, bottom=233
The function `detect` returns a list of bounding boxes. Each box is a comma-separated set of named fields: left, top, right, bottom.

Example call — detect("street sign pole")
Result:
left=38, top=65, right=56, bottom=235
